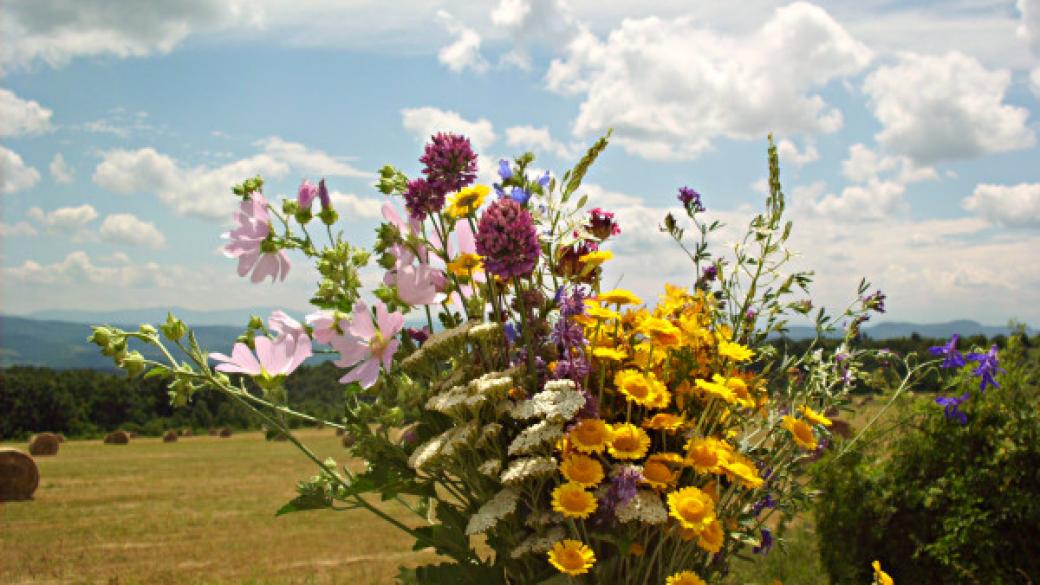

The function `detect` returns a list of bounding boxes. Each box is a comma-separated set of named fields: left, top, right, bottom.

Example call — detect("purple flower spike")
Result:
left=498, top=159, right=513, bottom=181
left=935, top=391, right=970, bottom=425
left=929, top=334, right=966, bottom=369
left=966, top=344, right=1004, bottom=392
left=752, top=528, right=773, bottom=555
left=318, top=178, right=331, bottom=210
left=701, top=264, right=717, bottom=282
left=678, top=186, right=705, bottom=213
left=600, top=467, right=641, bottom=517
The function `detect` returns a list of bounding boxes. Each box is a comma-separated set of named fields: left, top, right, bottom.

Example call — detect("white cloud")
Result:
left=1019, top=0, right=1040, bottom=52
left=0, top=145, right=41, bottom=194
left=0, top=1, right=250, bottom=74
left=963, top=182, right=1040, bottom=228
left=3, top=250, right=170, bottom=288
left=74, top=108, right=162, bottom=138
left=436, top=10, right=488, bottom=73
left=92, top=137, right=368, bottom=219
left=0, top=221, right=37, bottom=237
left=49, top=153, right=73, bottom=183
left=27, top=204, right=99, bottom=230
left=1031, top=67, right=1040, bottom=99
left=863, top=51, right=1034, bottom=164
left=840, top=143, right=937, bottom=184
left=797, top=179, right=908, bottom=222
left=329, top=191, right=384, bottom=220
left=492, top=0, right=575, bottom=69
left=100, top=213, right=167, bottom=249
left=505, top=125, right=577, bottom=159
left=776, top=138, right=819, bottom=168
left=400, top=107, right=496, bottom=152
left=545, top=3, right=872, bottom=160
left=0, top=88, right=52, bottom=136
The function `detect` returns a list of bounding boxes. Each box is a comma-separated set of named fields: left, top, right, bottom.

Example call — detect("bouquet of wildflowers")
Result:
left=90, top=132, right=960, bottom=584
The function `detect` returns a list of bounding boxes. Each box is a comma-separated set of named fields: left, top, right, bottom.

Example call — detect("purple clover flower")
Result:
left=701, top=264, right=717, bottom=282
left=935, top=391, right=971, bottom=425
left=929, top=334, right=967, bottom=369
left=419, top=132, right=477, bottom=196
left=475, top=198, right=540, bottom=279
left=863, top=289, right=886, bottom=313
left=678, top=186, right=705, bottom=213
left=403, top=177, right=443, bottom=221
left=966, top=344, right=1003, bottom=391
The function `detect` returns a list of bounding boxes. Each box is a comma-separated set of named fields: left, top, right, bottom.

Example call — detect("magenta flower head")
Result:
left=297, top=180, right=318, bottom=210
left=420, top=132, right=478, bottom=195
left=586, top=207, right=621, bottom=240
left=475, top=198, right=540, bottom=280
left=403, top=177, right=444, bottom=221
left=678, top=186, right=705, bottom=213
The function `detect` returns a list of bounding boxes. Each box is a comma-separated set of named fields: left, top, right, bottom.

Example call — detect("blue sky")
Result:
left=1, top=0, right=1039, bottom=325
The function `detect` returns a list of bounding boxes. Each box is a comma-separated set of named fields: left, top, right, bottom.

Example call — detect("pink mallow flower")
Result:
left=297, top=180, right=318, bottom=210
left=209, top=334, right=311, bottom=383
left=381, top=202, right=445, bottom=306
left=268, top=310, right=308, bottom=342
left=222, top=193, right=291, bottom=283
left=331, top=301, right=403, bottom=388
left=305, top=309, right=350, bottom=345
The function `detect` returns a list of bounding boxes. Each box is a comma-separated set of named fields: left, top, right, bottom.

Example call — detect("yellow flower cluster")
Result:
left=544, top=283, right=814, bottom=580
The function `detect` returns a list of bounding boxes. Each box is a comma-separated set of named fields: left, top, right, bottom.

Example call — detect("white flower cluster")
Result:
left=408, top=423, right=477, bottom=470
left=468, top=321, right=502, bottom=341
left=507, top=420, right=564, bottom=456
left=478, top=459, right=502, bottom=477
left=465, top=488, right=519, bottom=535
left=472, top=372, right=514, bottom=396
left=500, top=456, right=556, bottom=485
left=426, top=384, right=485, bottom=416
left=510, top=381, right=584, bottom=422
left=615, top=490, right=667, bottom=525
left=510, top=526, right=565, bottom=559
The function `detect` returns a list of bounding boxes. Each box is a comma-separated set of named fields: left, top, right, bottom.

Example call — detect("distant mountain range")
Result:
left=0, top=313, right=1031, bottom=371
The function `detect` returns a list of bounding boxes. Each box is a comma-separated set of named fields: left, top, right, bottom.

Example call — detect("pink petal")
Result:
left=228, top=342, right=261, bottom=374
left=382, top=202, right=405, bottom=230
left=338, top=357, right=379, bottom=388
left=349, top=302, right=376, bottom=340
left=277, top=250, right=291, bottom=281
left=237, top=248, right=261, bottom=276
left=254, top=337, right=276, bottom=372
left=252, top=253, right=279, bottom=283
left=287, top=335, right=312, bottom=372
left=376, top=301, right=405, bottom=337
left=331, top=336, right=369, bottom=367
left=455, top=220, right=476, bottom=254
left=381, top=339, right=400, bottom=370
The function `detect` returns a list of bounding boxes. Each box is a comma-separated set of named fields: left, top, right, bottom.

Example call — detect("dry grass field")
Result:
left=0, top=429, right=433, bottom=585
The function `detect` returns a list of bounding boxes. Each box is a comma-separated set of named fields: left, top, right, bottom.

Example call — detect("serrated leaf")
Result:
left=275, top=492, right=332, bottom=516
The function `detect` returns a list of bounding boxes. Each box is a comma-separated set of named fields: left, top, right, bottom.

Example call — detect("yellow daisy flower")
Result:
left=627, top=542, right=645, bottom=556
left=614, top=369, right=665, bottom=408
left=596, top=288, right=642, bottom=306
left=445, top=253, right=483, bottom=278
left=592, top=346, right=627, bottom=361
left=578, top=249, right=613, bottom=270
left=569, top=418, right=614, bottom=454
left=641, top=455, right=679, bottom=490
left=684, top=437, right=732, bottom=474
left=799, top=405, right=833, bottom=427
left=642, top=412, right=686, bottom=432
left=720, top=454, right=764, bottom=489
left=445, top=184, right=489, bottom=218
left=695, top=376, right=738, bottom=404
left=666, top=486, right=716, bottom=533
left=547, top=539, right=596, bottom=576
left=718, top=339, right=754, bottom=362
left=872, top=560, right=894, bottom=585
left=584, top=303, right=621, bottom=322
left=781, top=415, right=817, bottom=451
left=639, top=316, right=683, bottom=347
left=559, top=453, right=605, bottom=487
left=551, top=482, right=598, bottom=519
left=608, top=423, right=651, bottom=460
left=696, top=519, right=724, bottom=553
left=665, top=571, right=706, bottom=585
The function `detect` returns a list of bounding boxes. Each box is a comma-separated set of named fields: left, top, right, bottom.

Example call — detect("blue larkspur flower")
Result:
left=498, top=159, right=513, bottom=181
left=935, top=391, right=970, bottom=425
left=966, top=344, right=1003, bottom=391
left=752, top=528, right=773, bottom=555
left=929, top=334, right=966, bottom=369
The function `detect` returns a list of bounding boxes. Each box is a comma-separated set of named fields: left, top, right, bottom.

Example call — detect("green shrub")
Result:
left=812, top=333, right=1040, bottom=584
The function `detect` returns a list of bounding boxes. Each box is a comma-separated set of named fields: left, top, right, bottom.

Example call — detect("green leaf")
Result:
left=275, top=492, right=332, bottom=516
left=412, top=562, right=505, bottom=585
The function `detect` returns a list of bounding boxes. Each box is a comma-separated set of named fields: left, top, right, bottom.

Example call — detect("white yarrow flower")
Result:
left=510, top=526, right=565, bottom=558
left=500, top=456, right=556, bottom=485
left=465, top=488, right=519, bottom=535
left=615, top=490, right=667, bottom=525
left=507, top=420, right=564, bottom=455
left=510, top=386, right=585, bottom=422
left=477, top=459, right=502, bottom=477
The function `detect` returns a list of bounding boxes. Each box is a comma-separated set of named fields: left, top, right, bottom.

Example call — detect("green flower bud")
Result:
left=139, top=324, right=157, bottom=336
left=318, top=208, right=338, bottom=226
left=120, top=351, right=147, bottom=377
left=160, top=313, right=187, bottom=342
left=248, top=315, right=264, bottom=330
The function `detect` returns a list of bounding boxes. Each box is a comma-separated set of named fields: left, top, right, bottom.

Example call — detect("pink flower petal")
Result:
left=252, top=253, right=279, bottom=283
left=253, top=337, right=276, bottom=373
left=349, top=302, right=376, bottom=340
left=381, top=338, right=400, bottom=370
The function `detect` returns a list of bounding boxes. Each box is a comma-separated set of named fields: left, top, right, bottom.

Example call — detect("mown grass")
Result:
left=1, top=425, right=861, bottom=584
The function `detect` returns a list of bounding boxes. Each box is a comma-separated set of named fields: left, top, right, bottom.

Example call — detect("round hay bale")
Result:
left=218, top=427, right=232, bottom=438
left=341, top=432, right=356, bottom=448
left=182, top=429, right=194, bottom=437
left=28, top=432, right=60, bottom=457
left=104, top=430, right=130, bottom=445
left=208, top=428, right=219, bottom=436
left=0, top=449, right=39, bottom=501
left=335, top=428, right=345, bottom=437
left=56, top=434, right=66, bottom=443
left=162, top=430, right=178, bottom=443
left=128, top=431, right=138, bottom=439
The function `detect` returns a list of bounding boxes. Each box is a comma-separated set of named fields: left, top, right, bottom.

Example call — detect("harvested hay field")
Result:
left=0, top=430, right=433, bottom=584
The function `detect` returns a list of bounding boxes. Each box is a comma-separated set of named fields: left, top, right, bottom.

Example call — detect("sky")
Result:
left=1, top=0, right=1039, bottom=326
